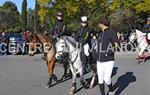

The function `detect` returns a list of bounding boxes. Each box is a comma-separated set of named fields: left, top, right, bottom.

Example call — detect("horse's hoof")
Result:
left=143, top=58, right=147, bottom=62
left=138, top=61, right=141, bottom=64
left=69, top=88, right=75, bottom=95
left=53, top=75, right=58, bottom=82
left=80, top=80, right=86, bottom=87
left=89, top=86, right=93, bottom=89
left=69, top=91, right=74, bottom=95
left=59, top=77, right=65, bottom=81
left=62, top=76, right=66, bottom=80
left=45, top=84, right=51, bottom=88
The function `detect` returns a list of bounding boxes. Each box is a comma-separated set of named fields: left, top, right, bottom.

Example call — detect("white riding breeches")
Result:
left=97, top=61, right=114, bottom=85
left=83, top=43, right=90, bottom=56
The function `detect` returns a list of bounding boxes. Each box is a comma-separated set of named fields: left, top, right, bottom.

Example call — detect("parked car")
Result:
left=5, top=32, right=26, bottom=55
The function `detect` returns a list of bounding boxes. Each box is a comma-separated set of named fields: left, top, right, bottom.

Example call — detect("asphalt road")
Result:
left=0, top=52, right=149, bottom=95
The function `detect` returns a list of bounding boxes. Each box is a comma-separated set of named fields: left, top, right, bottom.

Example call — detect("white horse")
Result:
left=129, top=29, right=150, bottom=63
left=55, top=36, right=85, bottom=94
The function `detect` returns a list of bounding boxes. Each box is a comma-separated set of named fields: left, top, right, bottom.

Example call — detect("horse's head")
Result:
left=55, top=37, right=68, bottom=60
left=28, top=32, right=40, bottom=56
left=129, top=30, right=137, bottom=43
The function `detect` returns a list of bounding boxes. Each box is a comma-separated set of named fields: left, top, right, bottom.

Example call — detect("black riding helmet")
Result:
left=57, top=12, right=64, bottom=17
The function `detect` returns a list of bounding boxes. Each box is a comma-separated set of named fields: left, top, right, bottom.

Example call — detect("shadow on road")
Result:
left=50, top=77, right=71, bottom=87
left=113, top=72, right=136, bottom=95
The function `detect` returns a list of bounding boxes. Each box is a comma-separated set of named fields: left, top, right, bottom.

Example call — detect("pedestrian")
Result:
left=97, top=16, right=120, bottom=95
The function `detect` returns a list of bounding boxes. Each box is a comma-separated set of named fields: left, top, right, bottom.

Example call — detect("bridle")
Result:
left=130, top=31, right=148, bottom=49
left=56, top=38, right=78, bottom=64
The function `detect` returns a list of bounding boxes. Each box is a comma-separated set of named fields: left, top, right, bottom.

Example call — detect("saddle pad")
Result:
left=148, top=33, right=150, bottom=40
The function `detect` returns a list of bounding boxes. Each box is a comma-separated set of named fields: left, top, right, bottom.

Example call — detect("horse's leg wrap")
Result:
left=80, top=70, right=86, bottom=88
left=69, top=82, right=76, bottom=94
left=60, top=64, right=68, bottom=80
left=52, top=74, right=57, bottom=82
left=45, top=75, right=52, bottom=88
left=143, top=54, right=147, bottom=62
left=72, top=82, right=76, bottom=92
left=80, top=79, right=86, bottom=87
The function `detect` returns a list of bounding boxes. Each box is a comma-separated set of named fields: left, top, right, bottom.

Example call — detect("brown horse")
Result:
left=28, top=32, right=57, bottom=88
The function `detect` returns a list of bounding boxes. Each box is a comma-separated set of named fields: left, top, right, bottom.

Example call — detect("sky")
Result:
left=0, top=0, right=35, bottom=13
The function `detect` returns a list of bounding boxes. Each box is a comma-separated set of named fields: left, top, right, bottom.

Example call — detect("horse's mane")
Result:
left=37, top=32, right=52, bottom=43
left=62, top=36, right=78, bottom=48
left=28, top=32, right=52, bottom=43
left=28, top=33, right=39, bottom=42
left=135, top=29, right=146, bottom=36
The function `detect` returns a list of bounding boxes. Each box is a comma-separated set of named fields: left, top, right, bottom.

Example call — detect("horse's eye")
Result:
left=61, top=46, right=64, bottom=48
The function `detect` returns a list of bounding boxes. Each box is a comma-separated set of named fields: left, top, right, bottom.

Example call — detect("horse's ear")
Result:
left=29, top=32, right=32, bottom=36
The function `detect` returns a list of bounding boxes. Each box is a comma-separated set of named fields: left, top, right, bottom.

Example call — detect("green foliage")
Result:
left=1, top=0, right=149, bottom=33
left=36, top=0, right=109, bottom=32
left=0, top=1, right=21, bottom=33
left=135, top=0, right=150, bottom=13
left=109, top=0, right=138, bottom=12
left=109, top=9, right=138, bottom=32
left=27, top=8, right=34, bottom=31
left=21, top=0, right=27, bottom=32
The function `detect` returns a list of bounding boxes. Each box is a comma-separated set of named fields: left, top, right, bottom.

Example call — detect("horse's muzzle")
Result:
left=28, top=51, right=35, bottom=56
left=55, top=53, right=61, bottom=60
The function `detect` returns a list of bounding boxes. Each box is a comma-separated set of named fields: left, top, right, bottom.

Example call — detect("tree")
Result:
left=109, top=9, right=139, bottom=33
left=135, top=0, right=150, bottom=13
left=34, top=0, right=40, bottom=32
left=27, top=8, right=34, bottom=31
left=36, top=0, right=110, bottom=34
left=0, top=1, right=21, bottom=32
left=109, top=0, right=148, bottom=32
left=21, top=0, right=27, bottom=32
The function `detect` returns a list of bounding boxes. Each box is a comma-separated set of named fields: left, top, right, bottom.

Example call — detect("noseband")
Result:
left=56, top=38, right=78, bottom=64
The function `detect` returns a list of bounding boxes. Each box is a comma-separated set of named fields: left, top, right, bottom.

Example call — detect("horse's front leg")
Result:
left=60, top=62, right=68, bottom=80
left=137, top=47, right=146, bottom=63
left=143, top=51, right=148, bottom=62
left=79, top=68, right=86, bottom=88
left=45, top=60, right=57, bottom=88
left=45, top=61, right=52, bottom=88
left=69, top=64, right=76, bottom=94
left=51, top=60, right=57, bottom=82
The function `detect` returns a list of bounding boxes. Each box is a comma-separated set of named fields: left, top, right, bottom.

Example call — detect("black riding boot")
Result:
left=107, top=83, right=113, bottom=92
left=99, top=83, right=105, bottom=95
left=107, top=83, right=114, bottom=95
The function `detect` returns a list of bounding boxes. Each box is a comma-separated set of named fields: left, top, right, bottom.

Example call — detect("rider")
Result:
left=143, top=17, right=150, bottom=43
left=75, top=16, right=91, bottom=66
left=52, top=11, right=66, bottom=39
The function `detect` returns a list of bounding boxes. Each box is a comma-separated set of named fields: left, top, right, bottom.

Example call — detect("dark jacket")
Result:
left=75, top=25, right=91, bottom=45
left=143, top=24, right=150, bottom=33
left=97, top=28, right=119, bottom=62
left=52, top=20, right=66, bottom=37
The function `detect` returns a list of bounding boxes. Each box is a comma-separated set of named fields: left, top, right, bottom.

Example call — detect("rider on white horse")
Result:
left=75, top=16, right=91, bottom=65
left=143, top=17, right=150, bottom=43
